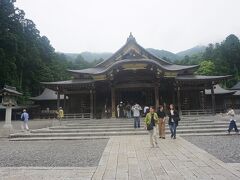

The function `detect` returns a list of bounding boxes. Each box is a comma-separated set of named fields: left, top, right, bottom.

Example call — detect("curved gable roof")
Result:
left=69, top=59, right=198, bottom=75
left=95, top=33, right=172, bottom=68
left=68, top=33, right=200, bottom=75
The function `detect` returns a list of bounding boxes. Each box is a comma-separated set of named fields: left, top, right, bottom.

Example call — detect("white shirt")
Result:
left=227, top=109, right=236, bottom=121
left=170, top=110, right=174, bottom=122
left=143, top=106, right=149, bottom=114
left=132, top=104, right=142, bottom=117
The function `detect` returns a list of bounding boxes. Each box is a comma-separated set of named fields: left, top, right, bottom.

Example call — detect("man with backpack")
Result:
left=21, top=109, right=29, bottom=131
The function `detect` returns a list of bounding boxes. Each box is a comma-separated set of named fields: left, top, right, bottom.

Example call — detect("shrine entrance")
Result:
left=116, top=87, right=154, bottom=107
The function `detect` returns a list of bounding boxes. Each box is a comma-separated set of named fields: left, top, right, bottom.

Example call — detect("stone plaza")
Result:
left=0, top=116, right=240, bottom=180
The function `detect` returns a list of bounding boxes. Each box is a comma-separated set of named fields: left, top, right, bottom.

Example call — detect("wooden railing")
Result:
left=181, top=109, right=213, bottom=116
left=63, top=113, right=91, bottom=120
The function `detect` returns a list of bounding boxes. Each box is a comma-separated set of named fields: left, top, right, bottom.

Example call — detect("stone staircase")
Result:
left=9, top=116, right=236, bottom=141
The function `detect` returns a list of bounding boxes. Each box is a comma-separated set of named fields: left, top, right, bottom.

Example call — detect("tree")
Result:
left=196, top=60, right=216, bottom=76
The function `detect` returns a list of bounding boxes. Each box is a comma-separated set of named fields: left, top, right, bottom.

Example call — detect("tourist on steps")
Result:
left=227, top=107, right=239, bottom=134
left=144, top=106, right=159, bottom=148
left=168, top=104, right=180, bottom=139
left=126, top=102, right=132, bottom=118
left=20, top=109, right=29, bottom=131
left=132, top=102, right=142, bottom=128
left=157, top=105, right=166, bottom=139
left=58, top=107, right=64, bottom=125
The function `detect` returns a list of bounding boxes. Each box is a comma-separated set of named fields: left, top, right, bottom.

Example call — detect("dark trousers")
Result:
left=228, top=120, right=239, bottom=133
left=169, top=122, right=177, bottom=138
left=134, top=117, right=140, bottom=128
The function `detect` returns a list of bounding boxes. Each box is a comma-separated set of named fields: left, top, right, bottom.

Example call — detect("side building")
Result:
left=42, top=34, right=231, bottom=118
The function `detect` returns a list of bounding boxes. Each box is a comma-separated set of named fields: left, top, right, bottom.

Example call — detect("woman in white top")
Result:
left=227, top=107, right=239, bottom=134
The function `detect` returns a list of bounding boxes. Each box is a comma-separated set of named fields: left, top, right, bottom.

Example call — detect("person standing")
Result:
left=144, top=106, right=159, bottom=147
left=21, top=109, right=29, bottom=131
left=143, top=105, right=149, bottom=117
left=58, top=107, right=64, bottom=125
left=132, top=102, right=142, bottom=128
left=227, top=107, right=239, bottom=134
left=126, top=102, right=132, bottom=118
left=157, top=105, right=166, bottom=139
left=119, top=102, right=124, bottom=118
left=168, top=104, right=180, bottom=139
left=116, top=104, right=120, bottom=118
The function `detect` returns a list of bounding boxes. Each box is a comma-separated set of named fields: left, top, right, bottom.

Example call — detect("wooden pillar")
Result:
left=93, top=90, right=96, bottom=119
left=63, top=94, right=66, bottom=110
left=202, top=90, right=205, bottom=110
left=90, top=90, right=94, bottom=119
left=57, top=90, right=60, bottom=110
left=172, top=89, right=175, bottom=105
left=111, top=86, right=116, bottom=118
left=177, top=86, right=182, bottom=115
left=154, top=85, right=159, bottom=109
left=211, top=84, right=216, bottom=115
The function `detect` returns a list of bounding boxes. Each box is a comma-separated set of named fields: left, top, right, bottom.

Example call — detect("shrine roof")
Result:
left=233, top=90, right=240, bottom=96
left=30, top=88, right=66, bottom=101
left=0, top=85, right=22, bottom=96
left=175, top=75, right=232, bottom=82
left=68, top=33, right=199, bottom=75
left=231, top=81, right=240, bottom=90
left=68, top=59, right=199, bottom=75
left=205, top=84, right=236, bottom=95
left=42, top=79, right=94, bottom=85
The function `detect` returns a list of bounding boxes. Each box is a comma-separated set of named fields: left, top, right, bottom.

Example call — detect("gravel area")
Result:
left=183, top=135, right=240, bottom=163
left=0, top=139, right=108, bottom=167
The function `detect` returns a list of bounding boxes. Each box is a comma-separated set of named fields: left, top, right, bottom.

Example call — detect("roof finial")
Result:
left=127, top=32, right=136, bottom=42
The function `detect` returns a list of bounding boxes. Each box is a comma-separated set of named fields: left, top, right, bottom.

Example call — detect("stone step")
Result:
left=9, top=136, right=109, bottom=141
left=52, top=122, right=226, bottom=129
left=63, top=120, right=216, bottom=127
left=10, top=128, right=229, bottom=138
left=180, top=132, right=240, bottom=136
left=32, top=124, right=229, bottom=133
left=10, top=133, right=240, bottom=141
left=64, top=119, right=213, bottom=125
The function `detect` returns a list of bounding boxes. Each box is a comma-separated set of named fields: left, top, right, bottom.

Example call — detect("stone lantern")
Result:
left=0, top=85, right=22, bottom=131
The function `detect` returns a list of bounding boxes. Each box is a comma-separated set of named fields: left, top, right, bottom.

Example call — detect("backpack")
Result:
left=21, top=114, right=25, bottom=121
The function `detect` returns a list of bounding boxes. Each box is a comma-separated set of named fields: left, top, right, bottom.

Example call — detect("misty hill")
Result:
left=146, top=48, right=180, bottom=62
left=176, top=46, right=206, bottom=57
left=63, top=46, right=207, bottom=63
left=64, top=52, right=112, bottom=62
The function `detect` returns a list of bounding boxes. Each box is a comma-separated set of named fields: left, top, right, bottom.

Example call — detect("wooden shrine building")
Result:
left=42, top=34, right=230, bottom=118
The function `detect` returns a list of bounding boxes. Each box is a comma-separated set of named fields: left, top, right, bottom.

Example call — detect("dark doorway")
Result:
left=116, top=88, right=154, bottom=107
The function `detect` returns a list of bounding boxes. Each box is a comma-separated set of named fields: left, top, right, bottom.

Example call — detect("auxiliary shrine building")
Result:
left=42, top=34, right=230, bottom=118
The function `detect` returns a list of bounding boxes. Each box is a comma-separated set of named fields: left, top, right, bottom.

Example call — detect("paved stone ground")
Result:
left=92, top=136, right=240, bottom=180
left=0, top=139, right=108, bottom=167
left=183, top=135, right=240, bottom=163
left=0, top=135, right=240, bottom=179
left=0, top=119, right=53, bottom=137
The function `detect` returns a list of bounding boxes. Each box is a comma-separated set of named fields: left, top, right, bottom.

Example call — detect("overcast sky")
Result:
left=15, top=0, right=240, bottom=53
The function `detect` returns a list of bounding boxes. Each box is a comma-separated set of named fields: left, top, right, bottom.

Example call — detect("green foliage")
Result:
left=178, top=34, right=240, bottom=87
left=0, top=0, right=74, bottom=104
left=196, top=60, right=215, bottom=75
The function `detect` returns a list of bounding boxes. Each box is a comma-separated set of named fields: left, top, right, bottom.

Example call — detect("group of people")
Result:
left=19, top=107, right=64, bottom=131
left=143, top=104, right=180, bottom=147
left=131, top=103, right=239, bottom=148
left=116, top=102, right=133, bottom=118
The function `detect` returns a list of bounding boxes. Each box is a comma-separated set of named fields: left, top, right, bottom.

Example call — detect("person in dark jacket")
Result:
left=157, top=105, right=166, bottom=139
left=168, top=104, right=180, bottom=139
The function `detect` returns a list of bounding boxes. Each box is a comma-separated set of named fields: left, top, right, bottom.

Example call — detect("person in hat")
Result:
left=20, top=109, right=29, bottom=131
